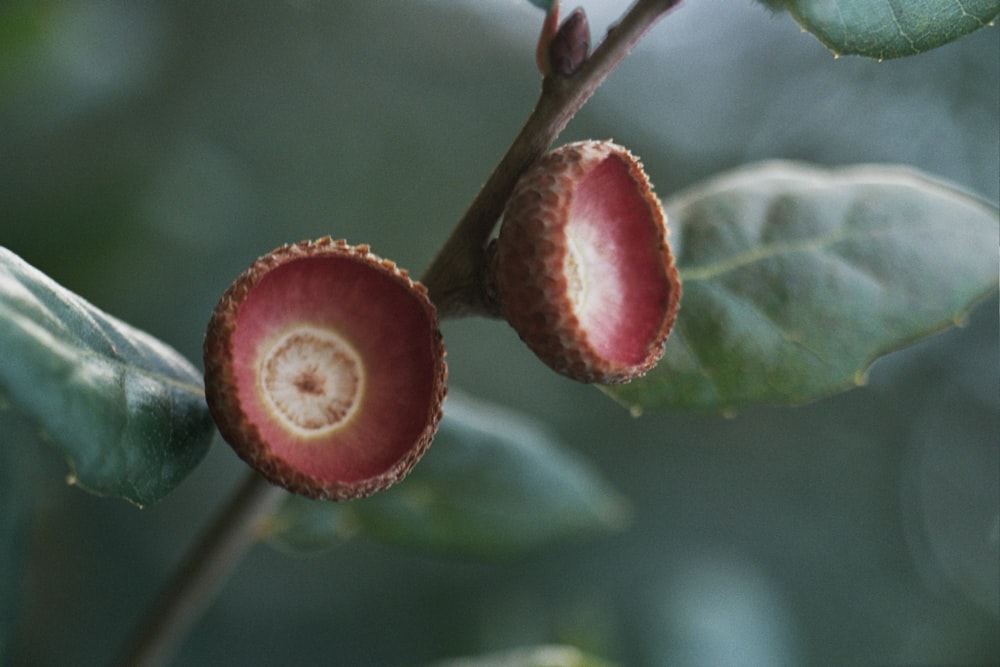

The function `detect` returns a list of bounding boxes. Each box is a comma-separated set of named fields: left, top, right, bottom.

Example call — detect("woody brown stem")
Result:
left=117, top=472, right=285, bottom=667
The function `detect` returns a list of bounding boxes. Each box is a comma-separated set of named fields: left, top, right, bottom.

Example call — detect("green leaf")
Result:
left=526, top=0, right=556, bottom=12
left=762, top=0, right=999, bottom=59
left=605, top=162, right=999, bottom=414
left=0, top=2, right=47, bottom=84
left=0, top=412, right=32, bottom=665
left=431, top=644, right=619, bottom=667
left=264, top=393, right=630, bottom=558
left=0, top=247, right=214, bottom=506
left=263, top=494, right=355, bottom=554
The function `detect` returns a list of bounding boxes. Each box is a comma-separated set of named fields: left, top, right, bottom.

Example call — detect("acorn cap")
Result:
left=204, top=238, right=447, bottom=500
left=492, top=140, right=681, bottom=385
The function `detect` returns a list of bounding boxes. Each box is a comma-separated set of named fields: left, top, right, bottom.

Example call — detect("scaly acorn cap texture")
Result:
left=203, top=237, right=447, bottom=500
left=491, top=140, right=681, bottom=385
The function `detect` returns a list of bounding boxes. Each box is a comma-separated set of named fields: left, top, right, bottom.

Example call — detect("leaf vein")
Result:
left=712, top=280, right=829, bottom=367
left=679, top=229, right=851, bottom=282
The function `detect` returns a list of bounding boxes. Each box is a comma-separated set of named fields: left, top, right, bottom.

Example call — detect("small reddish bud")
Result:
left=491, top=141, right=681, bottom=385
left=203, top=238, right=447, bottom=500
left=548, top=8, right=590, bottom=77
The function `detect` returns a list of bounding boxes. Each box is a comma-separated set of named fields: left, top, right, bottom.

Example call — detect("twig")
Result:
left=421, top=0, right=682, bottom=318
left=117, top=471, right=285, bottom=667
left=117, top=2, right=682, bottom=664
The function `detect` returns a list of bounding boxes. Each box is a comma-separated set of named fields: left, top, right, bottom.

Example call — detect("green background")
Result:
left=2, top=1, right=997, bottom=665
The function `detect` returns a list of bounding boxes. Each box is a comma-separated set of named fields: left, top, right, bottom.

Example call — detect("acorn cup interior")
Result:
left=203, top=238, right=446, bottom=500
left=564, top=150, right=675, bottom=366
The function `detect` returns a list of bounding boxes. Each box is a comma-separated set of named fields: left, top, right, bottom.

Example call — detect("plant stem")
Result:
left=421, top=0, right=682, bottom=318
left=118, top=3, right=681, bottom=664
left=117, top=471, right=285, bottom=667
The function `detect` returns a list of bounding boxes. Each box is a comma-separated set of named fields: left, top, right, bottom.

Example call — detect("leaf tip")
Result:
left=628, top=404, right=644, bottom=418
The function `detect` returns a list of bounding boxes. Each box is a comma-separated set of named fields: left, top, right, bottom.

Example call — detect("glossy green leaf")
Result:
left=264, top=393, right=630, bottom=557
left=606, top=162, right=999, bottom=414
left=0, top=247, right=214, bottom=506
left=431, top=645, right=619, bottom=667
left=762, top=0, right=999, bottom=59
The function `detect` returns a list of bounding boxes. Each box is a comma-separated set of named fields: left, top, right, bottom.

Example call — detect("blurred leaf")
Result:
left=0, top=247, right=215, bottom=507
left=526, top=0, right=556, bottom=12
left=264, top=392, right=630, bottom=558
left=0, top=2, right=47, bottom=83
left=0, top=412, right=32, bottom=665
left=761, top=0, right=999, bottom=59
left=606, top=162, right=999, bottom=414
left=263, top=494, right=355, bottom=554
left=431, top=644, right=619, bottom=667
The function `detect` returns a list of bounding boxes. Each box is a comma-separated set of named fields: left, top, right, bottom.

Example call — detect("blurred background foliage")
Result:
left=0, top=1, right=997, bottom=665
